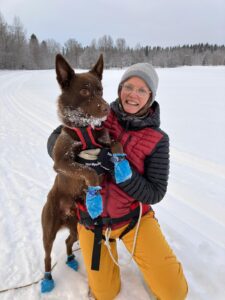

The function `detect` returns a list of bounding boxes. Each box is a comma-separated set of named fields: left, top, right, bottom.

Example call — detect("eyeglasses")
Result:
left=121, top=83, right=151, bottom=98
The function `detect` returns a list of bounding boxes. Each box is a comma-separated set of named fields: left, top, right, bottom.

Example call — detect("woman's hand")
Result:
left=98, top=149, right=132, bottom=183
left=111, top=154, right=132, bottom=183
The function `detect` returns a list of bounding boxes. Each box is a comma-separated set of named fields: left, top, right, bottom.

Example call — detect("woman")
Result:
left=47, top=63, right=188, bottom=300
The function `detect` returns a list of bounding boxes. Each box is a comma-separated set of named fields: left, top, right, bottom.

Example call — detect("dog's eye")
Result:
left=80, top=89, right=90, bottom=96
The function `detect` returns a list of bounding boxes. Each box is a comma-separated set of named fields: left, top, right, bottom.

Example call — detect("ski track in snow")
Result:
left=0, top=69, right=225, bottom=300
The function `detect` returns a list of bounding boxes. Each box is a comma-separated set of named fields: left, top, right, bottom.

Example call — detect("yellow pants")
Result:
left=78, top=211, right=188, bottom=300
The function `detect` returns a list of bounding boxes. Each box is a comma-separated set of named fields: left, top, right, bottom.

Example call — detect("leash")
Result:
left=0, top=248, right=80, bottom=294
left=104, top=202, right=143, bottom=267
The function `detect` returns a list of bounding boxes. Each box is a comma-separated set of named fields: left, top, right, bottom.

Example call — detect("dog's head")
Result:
left=55, top=54, right=109, bottom=128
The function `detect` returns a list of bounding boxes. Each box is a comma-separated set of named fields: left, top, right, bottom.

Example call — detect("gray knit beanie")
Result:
left=119, top=63, right=159, bottom=106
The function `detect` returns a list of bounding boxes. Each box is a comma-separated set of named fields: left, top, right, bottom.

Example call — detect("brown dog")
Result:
left=41, top=54, right=112, bottom=293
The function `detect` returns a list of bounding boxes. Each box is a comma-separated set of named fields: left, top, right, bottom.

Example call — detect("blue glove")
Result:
left=86, top=186, right=103, bottom=219
left=112, top=154, right=132, bottom=184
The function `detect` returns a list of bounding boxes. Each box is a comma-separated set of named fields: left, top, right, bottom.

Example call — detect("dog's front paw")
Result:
left=86, top=186, right=103, bottom=219
left=66, top=254, right=79, bottom=271
left=41, top=272, right=55, bottom=293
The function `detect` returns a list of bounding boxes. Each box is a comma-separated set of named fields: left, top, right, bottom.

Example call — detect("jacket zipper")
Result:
left=105, top=122, right=131, bottom=217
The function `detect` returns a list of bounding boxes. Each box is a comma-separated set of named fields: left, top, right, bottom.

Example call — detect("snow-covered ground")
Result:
left=0, top=66, right=225, bottom=300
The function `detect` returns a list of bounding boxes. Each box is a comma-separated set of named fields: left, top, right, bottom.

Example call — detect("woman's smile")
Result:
left=120, top=77, right=151, bottom=114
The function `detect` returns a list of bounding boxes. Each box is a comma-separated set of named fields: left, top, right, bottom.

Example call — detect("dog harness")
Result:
left=71, top=125, right=103, bottom=150
left=71, top=125, right=105, bottom=174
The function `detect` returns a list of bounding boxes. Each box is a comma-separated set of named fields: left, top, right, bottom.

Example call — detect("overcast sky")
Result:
left=0, top=0, right=224, bottom=47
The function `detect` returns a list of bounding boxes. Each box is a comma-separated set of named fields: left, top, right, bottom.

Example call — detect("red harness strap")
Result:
left=86, top=126, right=102, bottom=148
left=71, top=126, right=103, bottom=150
left=72, top=127, right=87, bottom=150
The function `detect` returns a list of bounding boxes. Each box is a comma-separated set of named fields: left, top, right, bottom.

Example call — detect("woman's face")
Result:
left=120, top=77, right=151, bottom=114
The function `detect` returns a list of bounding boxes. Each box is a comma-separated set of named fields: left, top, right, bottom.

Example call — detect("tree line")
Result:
left=0, top=12, right=224, bottom=70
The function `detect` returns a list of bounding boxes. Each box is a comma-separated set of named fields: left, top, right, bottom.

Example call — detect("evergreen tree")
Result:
left=29, top=34, right=41, bottom=69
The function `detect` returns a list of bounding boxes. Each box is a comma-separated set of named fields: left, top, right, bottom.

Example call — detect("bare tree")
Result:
left=0, top=12, right=8, bottom=68
left=10, top=17, right=27, bottom=68
left=0, top=10, right=225, bottom=69
left=64, top=38, right=82, bottom=67
left=44, top=39, right=62, bottom=68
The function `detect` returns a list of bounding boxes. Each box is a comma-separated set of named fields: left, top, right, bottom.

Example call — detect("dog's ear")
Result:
left=90, top=54, right=104, bottom=80
left=55, top=54, right=75, bottom=89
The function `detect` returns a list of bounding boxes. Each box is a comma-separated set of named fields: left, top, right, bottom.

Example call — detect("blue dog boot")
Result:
left=66, top=254, right=79, bottom=271
left=41, top=272, right=55, bottom=293
left=86, top=186, right=103, bottom=219
left=112, top=154, right=132, bottom=184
